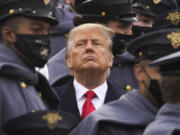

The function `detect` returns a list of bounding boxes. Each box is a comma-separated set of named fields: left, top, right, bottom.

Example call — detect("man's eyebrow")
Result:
left=76, top=38, right=101, bottom=41
left=30, top=22, right=42, bottom=26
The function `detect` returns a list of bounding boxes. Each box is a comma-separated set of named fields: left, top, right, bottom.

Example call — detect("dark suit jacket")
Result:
left=54, top=78, right=126, bottom=123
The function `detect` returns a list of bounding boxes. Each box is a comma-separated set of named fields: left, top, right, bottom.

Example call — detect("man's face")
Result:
left=106, top=20, right=132, bottom=35
left=133, top=13, right=155, bottom=27
left=15, top=17, right=52, bottom=35
left=66, top=29, right=113, bottom=74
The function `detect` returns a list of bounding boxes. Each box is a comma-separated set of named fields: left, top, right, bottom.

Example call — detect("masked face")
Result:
left=112, top=33, right=134, bottom=55
left=15, top=34, right=50, bottom=68
left=2, top=16, right=52, bottom=68
left=141, top=65, right=164, bottom=107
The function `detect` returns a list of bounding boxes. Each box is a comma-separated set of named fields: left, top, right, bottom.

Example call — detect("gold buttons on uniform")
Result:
left=118, top=64, right=122, bottom=67
left=138, top=51, right=143, bottom=57
left=21, top=82, right=27, bottom=88
left=38, top=92, right=42, bottom=97
left=32, top=110, right=36, bottom=113
left=101, top=11, right=106, bottom=16
left=9, top=9, right=14, bottom=14
left=126, top=85, right=132, bottom=91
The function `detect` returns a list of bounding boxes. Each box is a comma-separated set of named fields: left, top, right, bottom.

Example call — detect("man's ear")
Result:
left=134, top=63, right=144, bottom=82
left=2, top=26, right=16, bottom=45
left=108, top=54, right=113, bottom=67
left=65, top=56, right=73, bottom=69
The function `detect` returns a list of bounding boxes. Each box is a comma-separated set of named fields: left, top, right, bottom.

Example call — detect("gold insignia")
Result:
left=153, top=0, right=161, bottom=4
left=138, top=51, right=143, bottom=57
left=38, top=92, right=42, bottom=97
left=130, top=0, right=133, bottom=4
left=126, top=85, right=132, bottom=91
left=101, top=11, right=106, bottom=16
left=166, top=11, right=180, bottom=26
left=21, top=82, right=27, bottom=88
left=43, top=0, right=50, bottom=5
left=9, top=9, right=14, bottom=15
left=42, top=113, right=62, bottom=130
left=167, top=32, right=180, bottom=49
left=40, top=48, right=49, bottom=56
left=32, top=110, right=36, bottom=113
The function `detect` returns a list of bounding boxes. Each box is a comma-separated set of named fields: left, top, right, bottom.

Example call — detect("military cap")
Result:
left=150, top=51, right=180, bottom=75
left=132, top=0, right=178, bottom=17
left=3, top=110, right=78, bottom=135
left=74, top=0, right=136, bottom=22
left=127, top=28, right=180, bottom=62
left=0, top=0, right=58, bottom=25
left=152, top=9, right=180, bottom=30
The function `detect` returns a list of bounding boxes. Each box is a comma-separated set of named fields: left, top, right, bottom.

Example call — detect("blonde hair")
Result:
left=65, top=23, right=114, bottom=75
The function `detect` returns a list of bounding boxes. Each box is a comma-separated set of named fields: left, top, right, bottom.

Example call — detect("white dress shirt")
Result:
left=73, top=79, right=108, bottom=115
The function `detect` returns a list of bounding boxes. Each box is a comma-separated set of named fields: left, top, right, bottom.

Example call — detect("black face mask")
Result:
left=14, top=34, right=50, bottom=68
left=132, top=26, right=152, bottom=38
left=112, top=33, right=134, bottom=56
left=141, top=66, right=164, bottom=107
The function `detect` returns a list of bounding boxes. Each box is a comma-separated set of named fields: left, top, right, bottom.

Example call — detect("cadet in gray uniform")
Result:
left=49, top=0, right=79, bottom=58
left=69, top=28, right=180, bottom=135
left=132, top=0, right=178, bottom=37
left=144, top=44, right=180, bottom=135
left=0, top=0, right=60, bottom=134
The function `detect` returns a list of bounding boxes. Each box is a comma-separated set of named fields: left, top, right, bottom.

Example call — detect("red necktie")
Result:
left=81, top=90, right=96, bottom=120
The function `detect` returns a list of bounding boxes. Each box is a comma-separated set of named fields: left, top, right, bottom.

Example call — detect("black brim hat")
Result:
left=127, top=28, right=180, bottom=62
left=0, top=0, right=58, bottom=25
left=132, top=0, right=178, bottom=17
left=3, top=110, right=78, bottom=135
left=150, top=51, right=180, bottom=75
left=152, top=9, right=180, bottom=31
left=75, top=0, right=136, bottom=23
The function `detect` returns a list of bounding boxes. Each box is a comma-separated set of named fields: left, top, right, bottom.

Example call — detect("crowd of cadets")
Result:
left=0, top=0, right=180, bottom=135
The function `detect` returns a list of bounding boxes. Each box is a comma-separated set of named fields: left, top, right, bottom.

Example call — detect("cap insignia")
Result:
left=166, top=11, right=180, bottom=26
left=101, top=11, right=106, bottom=16
left=138, top=51, right=143, bottom=57
left=153, top=0, right=161, bottom=4
left=42, top=113, right=62, bottom=130
left=167, top=32, right=180, bottom=49
left=43, top=0, right=50, bottom=5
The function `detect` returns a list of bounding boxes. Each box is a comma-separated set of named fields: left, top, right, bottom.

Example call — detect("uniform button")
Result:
left=9, top=9, right=14, bottom=14
left=126, top=85, right=132, bottom=91
left=38, top=92, right=42, bottom=97
left=32, top=110, right=36, bottom=113
left=21, top=82, right=27, bottom=88
left=101, top=11, right=106, bottom=16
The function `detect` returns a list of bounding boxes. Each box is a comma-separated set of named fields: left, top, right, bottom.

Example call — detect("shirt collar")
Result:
left=73, top=79, right=108, bottom=100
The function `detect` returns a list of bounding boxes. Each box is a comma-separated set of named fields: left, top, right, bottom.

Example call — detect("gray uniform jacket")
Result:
left=0, top=44, right=59, bottom=135
left=70, top=90, right=158, bottom=135
left=144, top=103, right=180, bottom=135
